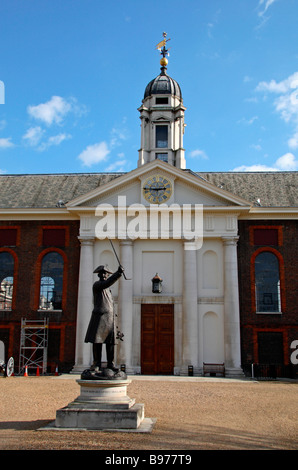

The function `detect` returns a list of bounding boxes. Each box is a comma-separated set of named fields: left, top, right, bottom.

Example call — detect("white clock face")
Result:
left=143, top=175, right=173, bottom=204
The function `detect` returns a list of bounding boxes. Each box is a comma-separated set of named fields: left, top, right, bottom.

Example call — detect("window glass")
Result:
left=155, top=153, right=168, bottom=162
left=156, top=126, right=168, bottom=148
left=156, top=97, right=168, bottom=105
left=0, top=252, right=14, bottom=310
left=255, top=252, right=281, bottom=312
left=39, top=252, right=63, bottom=310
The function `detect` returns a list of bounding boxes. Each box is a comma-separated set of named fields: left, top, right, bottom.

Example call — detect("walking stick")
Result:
left=108, top=239, right=131, bottom=280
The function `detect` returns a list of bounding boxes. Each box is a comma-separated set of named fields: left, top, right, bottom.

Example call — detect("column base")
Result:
left=225, top=367, right=245, bottom=378
left=71, top=364, right=90, bottom=374
left=179, top=365, right=200, bottom=376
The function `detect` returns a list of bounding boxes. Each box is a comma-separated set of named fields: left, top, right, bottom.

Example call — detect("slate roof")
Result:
left=197, top=171, right=298, bottom=208
left=0, top=173, right=123, bottom=209
left=0, top=171, right=297, bottom=209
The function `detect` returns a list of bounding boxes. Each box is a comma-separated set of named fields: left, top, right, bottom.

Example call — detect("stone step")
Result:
left=55, top=403, right=145, bottom=430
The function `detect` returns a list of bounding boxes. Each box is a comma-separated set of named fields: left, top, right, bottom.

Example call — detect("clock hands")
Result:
left=143, top=187, right=167, bottom=191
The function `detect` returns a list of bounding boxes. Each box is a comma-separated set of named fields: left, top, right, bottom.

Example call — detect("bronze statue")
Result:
left=83, top=264, right=125, bottom=380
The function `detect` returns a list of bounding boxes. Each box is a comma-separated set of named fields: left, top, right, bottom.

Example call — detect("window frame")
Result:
left=155, top=97, right=169, bottom=105
left=249, top=225, right=283, bottom=246
left=35, top=248, right=67, bottom=312
left=250, top=247, right=286, bottom=314
left=253, top=328, right=287, bottom=365
left=38, top=225, right=69, bottom=247
left=0, top=248, right=18, bottom=311
left=0, top=226, right=21, bottom=247
left=155, top=124, right=169, bottom=149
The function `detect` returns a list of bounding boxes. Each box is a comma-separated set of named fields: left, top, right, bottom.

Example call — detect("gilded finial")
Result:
left=155, top=32, right=171, bottom=74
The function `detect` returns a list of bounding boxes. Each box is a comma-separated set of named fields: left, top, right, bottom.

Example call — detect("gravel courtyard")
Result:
left=0, top=374, right=297, bottom=451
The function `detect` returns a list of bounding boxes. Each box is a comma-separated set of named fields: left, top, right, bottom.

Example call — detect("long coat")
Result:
left=84, top=270, right=122, bottom=344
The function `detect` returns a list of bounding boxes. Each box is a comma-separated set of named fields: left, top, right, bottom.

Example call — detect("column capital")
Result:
left=78, top=236, right=95, bottom=246
left=222, top=236, right=239, bottom=246
left=119, top=239, right=133, bottom=246
left=183, top=241, right=199, bottom=251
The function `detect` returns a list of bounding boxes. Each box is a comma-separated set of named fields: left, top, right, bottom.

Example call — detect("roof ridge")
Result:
left=0, top=172, right=126, bottom=177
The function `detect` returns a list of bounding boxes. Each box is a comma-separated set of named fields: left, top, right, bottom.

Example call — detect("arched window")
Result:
left=0, top=252, right=14, bottom=310
left=255, top=251, right=281, bottom=313
left=39, top=252, right=64, bottom=310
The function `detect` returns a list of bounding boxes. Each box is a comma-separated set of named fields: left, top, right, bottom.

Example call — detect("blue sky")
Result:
left=0, top=0, right=298, bottom=175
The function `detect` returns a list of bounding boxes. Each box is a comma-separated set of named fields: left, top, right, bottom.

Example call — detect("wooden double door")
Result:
left=141, top=304, right=174, bottom=375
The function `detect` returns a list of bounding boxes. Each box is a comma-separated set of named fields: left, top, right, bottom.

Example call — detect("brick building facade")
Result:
left=0, top=51, right=297, bottom=377
left=0, top=172, right=297, bottom=377
left=0, top=219, right=80, bottom=372
left=238, top=219, right=298, bottom=378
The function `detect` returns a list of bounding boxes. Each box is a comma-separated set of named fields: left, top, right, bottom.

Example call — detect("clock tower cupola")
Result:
left=138, top=33, right=186, bottom=169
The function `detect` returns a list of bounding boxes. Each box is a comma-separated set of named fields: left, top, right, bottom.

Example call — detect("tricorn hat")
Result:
left=93, top=265, right=113, bottom=274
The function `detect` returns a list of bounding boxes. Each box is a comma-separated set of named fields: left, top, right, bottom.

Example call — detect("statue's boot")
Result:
left=92, top=343, right=102, bottom=370
left=106, top=343, right=119, bottom=372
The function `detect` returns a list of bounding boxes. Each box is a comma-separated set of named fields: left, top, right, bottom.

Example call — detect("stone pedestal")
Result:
left=48, top=378, right=155, bottom=432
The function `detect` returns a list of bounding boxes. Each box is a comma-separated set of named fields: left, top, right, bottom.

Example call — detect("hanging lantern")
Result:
left=152, top=273, right=163, bottom=293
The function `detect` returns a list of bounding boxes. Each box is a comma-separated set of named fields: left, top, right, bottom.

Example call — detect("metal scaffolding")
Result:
left=19, top=318, right=49, bottom=375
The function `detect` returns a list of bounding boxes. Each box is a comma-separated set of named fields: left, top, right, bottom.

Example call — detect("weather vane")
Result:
left=156, top=32, right=171, bottom=72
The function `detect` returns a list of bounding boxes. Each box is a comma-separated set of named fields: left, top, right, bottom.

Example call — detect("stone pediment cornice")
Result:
left=66, top=160, right=253, bottom=210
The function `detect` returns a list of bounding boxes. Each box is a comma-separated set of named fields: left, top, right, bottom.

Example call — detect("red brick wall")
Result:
left=0, top=220, right=80, bottom=372
left=238, top=219, right=298, bottom=372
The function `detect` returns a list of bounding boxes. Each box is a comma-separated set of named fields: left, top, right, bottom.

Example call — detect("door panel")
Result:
left=141, top=304, right=174, bottom=375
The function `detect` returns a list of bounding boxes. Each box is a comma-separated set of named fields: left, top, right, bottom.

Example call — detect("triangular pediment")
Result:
left=66, top=160, right=252, bottom=210
left=155, top=116, right=168, bottom=121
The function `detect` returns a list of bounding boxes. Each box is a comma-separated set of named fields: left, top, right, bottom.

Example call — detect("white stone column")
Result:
left=222, top=236, right=243, bottom=375
left=182, top=241, right=199, bottom=373
left=73, top=237, right=94, bottom=373
left=117, top=239, right=133, bottom=372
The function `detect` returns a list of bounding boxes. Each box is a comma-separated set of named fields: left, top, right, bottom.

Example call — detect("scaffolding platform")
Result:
left=19, top=318, right=49, bottom=375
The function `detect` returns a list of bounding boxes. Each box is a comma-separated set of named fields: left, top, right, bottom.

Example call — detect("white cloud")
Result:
left=110, top=125, right=128, bottom=148
left=275, top=91, right=298, bottom=124
left=189, top=149, right=209, bottom=160
left=22, top=126, right=71, bottom=151
left=38, top=133, right=72, bottom=151
left=288, top=132, right=298, bottom=150
left=78, top=141, right=110, bottom=167
left=256, top=72, right=298, bottom=152
left=237, top=116, right=259, bottom=125
left=0, top=119, right=6, bottom=130
left=232, top=163, right=277, bottom=172
left=23, top=126, right=44, bottom=146
left=250, top=143, right=262, bottom=151
left=105, top=158, right=127, bottom=172
left=256, top=72, right=298, bottom=95
left=23, top=95, right=80, bottom=150
left=245, top=97, right=258, bottom=104
left=47, top=133, right=71, bottom=146
left=275, top=152, right=298, bottom=170
left=27, top=95, right=74, bottom=126
left=77, top=118, right=129, bottom=168
left=258, top=0, right=278, bottom=17
left=0, top=137, right=14, bottom=149
left=243, top=76, right=253, bottom=83
left=232, top=152, right=298, bottom=172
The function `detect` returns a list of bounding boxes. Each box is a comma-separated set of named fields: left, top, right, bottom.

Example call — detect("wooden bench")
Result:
left=203, top=363, right=225, bottom=377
